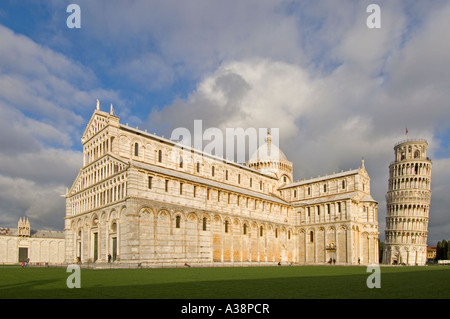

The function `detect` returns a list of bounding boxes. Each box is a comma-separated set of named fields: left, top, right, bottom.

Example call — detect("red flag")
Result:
left=406, top=127, right=408, bottom=135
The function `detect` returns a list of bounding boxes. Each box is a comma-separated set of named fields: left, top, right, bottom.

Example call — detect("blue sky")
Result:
left=0, top=0, right=449, bottom=245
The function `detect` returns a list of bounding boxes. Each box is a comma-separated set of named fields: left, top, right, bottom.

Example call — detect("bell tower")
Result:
left=18, top=217, right=30, bottom=237
left=383, top=138, right=432, bottom=265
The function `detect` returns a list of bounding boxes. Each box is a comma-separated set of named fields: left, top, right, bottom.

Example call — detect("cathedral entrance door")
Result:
left=93, top=232, right=98, bottom=262
left=281, top=245, right=287, bottom=262
left=112, top=237, right=117, bottom=261
left=18, top=247, right=28, bottom=263
left=326, top=242, right=336, bottom=263
left=326, top=250, right=336, bottom=263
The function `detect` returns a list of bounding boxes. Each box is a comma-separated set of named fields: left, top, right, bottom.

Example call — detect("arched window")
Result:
left=275, top=228, right=278, bottom=238
left=179, top=156, right=183, bottom=168
left=243, top=223, right=247, bottom=235
left=323, top=184, right=327, bottom=192
left=176, top=215, right=181, bottom=228
left=110, top=137, right=115, bottom=153
left=134, top=143, right=139, bottom=156
left=212, top=166, right=215, bottom=177
left=158, top=150, right=162, bottom=162
left=310, top=231, right=314, bottom=242
left=224, top=220, right=229, bottom=233
left=202, top=217, right=207, bottom=231
left=342, top=180, right=346, bottom=189
left=414, top=150, right=420, bottom=158
left=260, top=226, right=263, bottom=237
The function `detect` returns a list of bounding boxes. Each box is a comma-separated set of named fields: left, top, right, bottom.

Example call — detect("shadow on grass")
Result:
left=1, top=267, right=449, bottom=299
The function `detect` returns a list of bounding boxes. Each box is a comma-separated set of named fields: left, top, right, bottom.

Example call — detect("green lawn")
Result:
left=0, top=265, right=449, bottom=299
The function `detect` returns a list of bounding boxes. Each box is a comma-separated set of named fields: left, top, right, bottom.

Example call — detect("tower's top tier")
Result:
left=393, top=139, right=430, bottom=163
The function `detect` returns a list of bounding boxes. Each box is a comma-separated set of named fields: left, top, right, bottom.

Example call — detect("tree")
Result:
left=379, top=241, right=384, bottom=263
left=436, top=241, right=442, bottom=261
left=443, top=240, right=448, bottom=261
left=436, top=241, right=441, bottom=260
left=442, top=240, right=448, bottom=259
left=435, top=240, right=449, bottom=261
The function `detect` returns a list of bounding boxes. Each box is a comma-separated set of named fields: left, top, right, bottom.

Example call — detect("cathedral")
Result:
left=64, top=103, right=379, bottom=266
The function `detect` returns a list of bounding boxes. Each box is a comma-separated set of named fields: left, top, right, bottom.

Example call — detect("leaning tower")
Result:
left=383, top=139, right=432, bottom=265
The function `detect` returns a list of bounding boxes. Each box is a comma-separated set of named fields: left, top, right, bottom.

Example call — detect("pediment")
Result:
left=67, top=154, right=129, bottom=196
left=81, top=110, right=110, bottom=143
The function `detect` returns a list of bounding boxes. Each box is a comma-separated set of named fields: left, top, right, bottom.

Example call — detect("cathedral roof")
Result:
left=280, top=168, right=361, bottom=189
left=292, top=192, right=359, bottom=207
left=279, top=161, right=369, bottom=190
left=119, top=124, right=278, bottom=180
left=132, top=160, right=289, bottom=205
left=291, top=191, right=377, bottom=207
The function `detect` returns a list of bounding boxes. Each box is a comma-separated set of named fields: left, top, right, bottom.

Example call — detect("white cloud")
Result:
left=0, top=175, right=67, bottom=230
left=115, top=53, right=175, bottom=91
left=428, top=158, right=450, bottom=243
left=1, top=1, right=449, bottom=245
left=0, top=25, right=125, bottom=127
left=142, top=0, right=450, bottom=245
left=0, top=25, right=119, bottom=229
left=145, top=58, right=315, bottom=141
left=75, top=0, right=304, bottom=87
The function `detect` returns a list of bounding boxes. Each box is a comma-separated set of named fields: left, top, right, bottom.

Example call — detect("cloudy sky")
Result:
left=0, top=0, right=449, bottom=245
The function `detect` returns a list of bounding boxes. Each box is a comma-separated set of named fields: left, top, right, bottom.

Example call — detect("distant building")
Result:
left=427, top=245, right=437, bottom=261
left=0, top=217, right=65, bottom=265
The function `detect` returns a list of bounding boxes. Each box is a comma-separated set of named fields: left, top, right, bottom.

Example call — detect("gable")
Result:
left=67, top=154, right=129, bottom=196
left=81, top=110, right=110, bottom=143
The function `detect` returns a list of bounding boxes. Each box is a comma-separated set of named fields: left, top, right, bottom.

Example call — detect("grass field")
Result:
left=1, top=265, right=449, bottom=299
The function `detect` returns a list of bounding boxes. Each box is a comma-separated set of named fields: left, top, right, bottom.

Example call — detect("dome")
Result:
left=248, top=140, right=288, bottom=163
left=248, top=129, right=288, bottom=163
left=247, top=130, right=293, bottom=182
